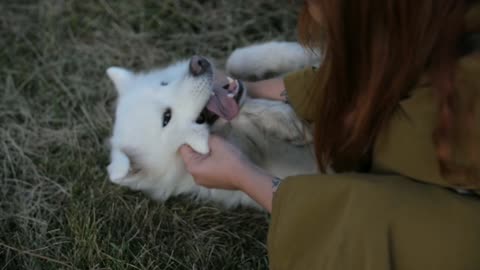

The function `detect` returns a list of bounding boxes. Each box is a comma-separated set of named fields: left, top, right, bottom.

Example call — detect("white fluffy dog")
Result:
left=106, top=42, right=318, bottom=208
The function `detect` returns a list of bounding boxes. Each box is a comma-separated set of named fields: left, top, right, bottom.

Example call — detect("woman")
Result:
left=180, top=0, right=480, bottom=269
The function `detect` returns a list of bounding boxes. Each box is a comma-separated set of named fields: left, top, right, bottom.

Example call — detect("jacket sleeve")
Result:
left=283, top=66, right=321, bottom=122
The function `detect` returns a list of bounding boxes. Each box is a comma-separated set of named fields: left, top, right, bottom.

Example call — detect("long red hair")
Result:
left=298, top=0, right=479, bottom=186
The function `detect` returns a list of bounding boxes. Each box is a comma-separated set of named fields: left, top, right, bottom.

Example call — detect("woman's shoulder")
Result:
left=372, top=52, right=480, bottom=190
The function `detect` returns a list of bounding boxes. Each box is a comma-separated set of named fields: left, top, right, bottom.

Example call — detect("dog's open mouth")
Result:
left=196, top=76, right=243, bottom=125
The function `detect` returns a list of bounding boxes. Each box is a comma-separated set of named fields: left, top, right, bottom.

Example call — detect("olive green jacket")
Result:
left=268, top=5, right=480, bottom=270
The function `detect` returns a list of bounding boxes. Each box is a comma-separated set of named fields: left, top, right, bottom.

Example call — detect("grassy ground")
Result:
left=0, top=0, right=298, bottom=269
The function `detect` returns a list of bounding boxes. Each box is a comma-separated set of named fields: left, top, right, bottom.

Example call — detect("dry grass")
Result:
left=0, top=0, right=298, bottom=269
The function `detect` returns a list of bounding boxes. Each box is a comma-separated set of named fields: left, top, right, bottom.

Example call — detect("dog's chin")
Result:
left=196, top=78, right=244, bottom=125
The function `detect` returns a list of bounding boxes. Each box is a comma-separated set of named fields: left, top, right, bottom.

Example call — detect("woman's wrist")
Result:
left=229, top=161, right=262, bottom=190
left=231, top=162, right=276, bottom=212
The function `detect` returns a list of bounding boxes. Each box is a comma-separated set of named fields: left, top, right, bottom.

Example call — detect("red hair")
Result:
left=298, top=0, right=479, bottom=186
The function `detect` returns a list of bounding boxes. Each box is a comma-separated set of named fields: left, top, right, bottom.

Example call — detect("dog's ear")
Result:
left=106, top=67, right=133, bottom=95
left=107, top=149, right=131, bottom=183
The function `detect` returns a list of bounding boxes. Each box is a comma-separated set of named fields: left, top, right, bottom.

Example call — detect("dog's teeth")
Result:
left=227, top=93, right=235, bottom=98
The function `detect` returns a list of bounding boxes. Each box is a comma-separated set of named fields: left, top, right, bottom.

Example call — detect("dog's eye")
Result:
left=161, top=81, right=168, bottom=86
left=163, top=108, right=172, bottom=127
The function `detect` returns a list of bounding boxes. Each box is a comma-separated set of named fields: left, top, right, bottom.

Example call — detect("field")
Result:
left=0, top=0, right=299, bottom=269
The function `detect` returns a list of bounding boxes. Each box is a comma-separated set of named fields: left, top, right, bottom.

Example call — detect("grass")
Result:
left=0, top=0, right=298, bottom=269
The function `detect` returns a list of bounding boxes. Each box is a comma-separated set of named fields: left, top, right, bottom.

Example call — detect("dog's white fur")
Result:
left=107, top=42, right=318, bottom=209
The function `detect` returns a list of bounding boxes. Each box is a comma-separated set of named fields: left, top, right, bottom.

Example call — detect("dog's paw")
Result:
left=226, top=41, right=321, bottom=81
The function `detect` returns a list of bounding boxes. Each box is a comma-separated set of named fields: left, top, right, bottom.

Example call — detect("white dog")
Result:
left=106, top=42, right=318, bottom=209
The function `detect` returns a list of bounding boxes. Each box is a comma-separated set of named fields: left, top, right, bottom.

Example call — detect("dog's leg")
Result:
left=226, top=41, right=321, bottom=81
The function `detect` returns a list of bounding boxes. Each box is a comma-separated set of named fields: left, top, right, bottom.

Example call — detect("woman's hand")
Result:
left=179, top=135, right=275, bottom=212
left=179, top=135, right=254, bottom=190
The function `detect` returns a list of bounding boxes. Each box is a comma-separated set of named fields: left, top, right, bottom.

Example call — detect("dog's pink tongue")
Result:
left=206, top=87, right=239, bottom=121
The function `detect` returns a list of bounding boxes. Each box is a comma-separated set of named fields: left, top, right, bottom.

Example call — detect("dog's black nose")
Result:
left=189, top=55, right=211, bottom=76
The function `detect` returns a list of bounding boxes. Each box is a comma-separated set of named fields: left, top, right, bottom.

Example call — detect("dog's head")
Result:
left=106, top=56, right=244, bottom=188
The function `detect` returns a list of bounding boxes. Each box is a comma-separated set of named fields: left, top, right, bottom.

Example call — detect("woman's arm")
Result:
left=235, top=165, right=277, bottom=212
left=244, top=78, right=287, bottom=102
left=179, top=136, right=277, bottom=212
